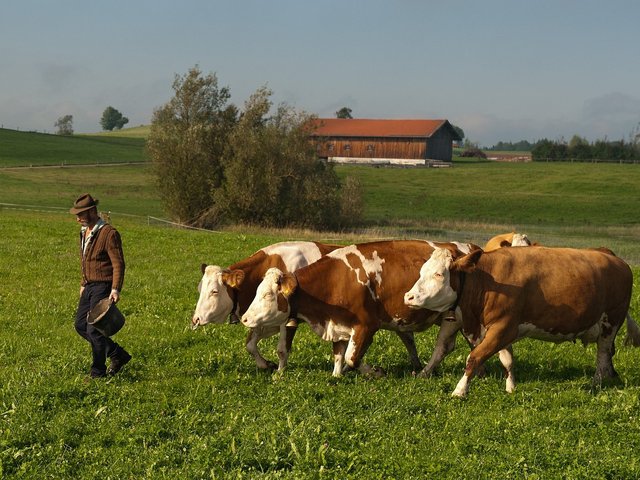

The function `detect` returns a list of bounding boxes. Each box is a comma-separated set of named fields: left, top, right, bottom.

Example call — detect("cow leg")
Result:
left=245, top=329, right=277, bottom=370
left=498, top=345, right=516, bottom=393
left=342, top=327, right=379, bottom=376
left=452, top=324, right=517, bottom=398
left=418, top=318, right=460, bottom=378
left=332, top=340, right=348, bottom=377
left=594, top=324, right=621, bottom=383
left=275, top=323, right=298, bottom=371
left=395, top=331, right=422, bottom=371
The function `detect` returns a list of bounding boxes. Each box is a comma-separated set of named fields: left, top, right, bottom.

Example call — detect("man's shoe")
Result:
left=108, top=351, right=132, bottom=375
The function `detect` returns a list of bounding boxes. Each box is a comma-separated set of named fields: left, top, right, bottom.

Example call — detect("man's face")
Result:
left=76, top=209, right=98, bottom=228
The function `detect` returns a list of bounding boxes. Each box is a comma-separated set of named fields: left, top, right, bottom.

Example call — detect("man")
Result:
left=70, top=193, right=131, bottom=379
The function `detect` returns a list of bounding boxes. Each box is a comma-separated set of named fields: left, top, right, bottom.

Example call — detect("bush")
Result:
left=211, top=88, right=357, bottom=229
left=459, top=148, right=487, bottom=158
left=150, top=67, right=363, bottom=230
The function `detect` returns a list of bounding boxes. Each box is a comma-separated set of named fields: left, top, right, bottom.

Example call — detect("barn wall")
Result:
left=425, top=128, right=454, bottom=161
left=315, top=137, right=426, bottom=160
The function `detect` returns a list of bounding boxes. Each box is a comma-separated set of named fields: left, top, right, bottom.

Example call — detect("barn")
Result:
left=309, top=118, right=462, bottom=166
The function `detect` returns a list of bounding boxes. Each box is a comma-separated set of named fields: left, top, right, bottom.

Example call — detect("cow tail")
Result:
left=624, top=312, right=640, bottom=347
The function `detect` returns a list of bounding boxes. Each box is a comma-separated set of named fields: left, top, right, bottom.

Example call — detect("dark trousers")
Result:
left=75, top=282, right=123, bottom=376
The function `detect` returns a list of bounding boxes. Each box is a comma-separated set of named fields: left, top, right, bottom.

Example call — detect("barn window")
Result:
left=367, top=144, right=374, bottom=152
left=327, top=143, right=334, bottom=151
left=344, top=144, right=351, bottom=151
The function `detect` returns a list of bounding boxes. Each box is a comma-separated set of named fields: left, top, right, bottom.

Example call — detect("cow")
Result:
left=492, top=239, right=640, bottom=347
left=483, top=231, right=532, bottom=252
left=240, top=240, right=482, bottom=377
left=191, top=241, right=341, bottom=370
left=404, top=246, right=639, bottom=397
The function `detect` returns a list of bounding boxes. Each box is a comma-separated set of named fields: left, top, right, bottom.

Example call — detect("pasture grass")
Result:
left=1, top=210, right=640, bottom=478
left=338, top=161, right=640, bottom=227
left=0, top=128, right=147, bottom=167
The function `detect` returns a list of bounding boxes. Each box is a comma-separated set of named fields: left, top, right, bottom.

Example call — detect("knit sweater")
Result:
left=79, top=223, right=125, bottom=291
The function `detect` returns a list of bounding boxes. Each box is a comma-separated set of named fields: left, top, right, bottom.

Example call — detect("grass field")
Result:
left=1, top=210, right=639, bottom=479
left=1, top=130, right=640, bottom=478
left=0, top=128, right=147, bottom=167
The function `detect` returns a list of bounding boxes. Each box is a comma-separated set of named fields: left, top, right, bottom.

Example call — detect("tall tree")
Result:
left=147, top=66, right=237, bottom=225
left=100, top=106, right=129, bottom=131
left=54, top=115, right=73, bottom=135
left=335, top=107, right=353, bottom=119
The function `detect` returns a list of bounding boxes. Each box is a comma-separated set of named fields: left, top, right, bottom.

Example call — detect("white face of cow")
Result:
left=404, top=248, right=458, bottom=312
left=241, top=268, right=291, bottom=329
left=511, top=233, right=531, bottom=247
left=192, top=265, right=235, bottom=328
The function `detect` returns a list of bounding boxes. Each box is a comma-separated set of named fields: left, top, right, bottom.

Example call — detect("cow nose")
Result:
left=405, top=293, right=414, bottom=303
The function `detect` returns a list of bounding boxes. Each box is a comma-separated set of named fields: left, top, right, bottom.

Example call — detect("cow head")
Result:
left=191, top=264, right=245, bottom=329
left=241, top=268, right=297, bottom=329
left=510, top=233, right=531, bottom=247
left=404, top=248, right=482, bottom=312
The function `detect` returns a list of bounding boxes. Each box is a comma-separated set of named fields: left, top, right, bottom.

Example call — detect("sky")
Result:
left=1, top=0, right=639, bottom=147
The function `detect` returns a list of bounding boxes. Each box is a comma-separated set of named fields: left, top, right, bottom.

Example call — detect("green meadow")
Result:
left=1, top=130, right=640, bottom=478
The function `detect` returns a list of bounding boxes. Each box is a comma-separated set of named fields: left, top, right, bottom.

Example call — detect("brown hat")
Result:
left=69, top=193, right=99, bottom=214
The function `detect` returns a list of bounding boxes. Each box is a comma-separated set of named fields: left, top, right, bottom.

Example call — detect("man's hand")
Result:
left=109, top=289, right=120, bottom=304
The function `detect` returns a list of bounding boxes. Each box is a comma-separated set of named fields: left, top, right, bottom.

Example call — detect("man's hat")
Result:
left=69, top=193, right=99, bottom=214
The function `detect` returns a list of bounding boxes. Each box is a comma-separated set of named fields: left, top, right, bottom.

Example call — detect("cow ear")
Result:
left=201, top=263, right=208, bottom=275
left=469, top=243, right=482, bottom=252
left=278, top=273, right=298, bottom=298
left=222, top=269, right=245, bottom=288
left=499, top=240, right=512, bottom=248
left=453, top=248, right=482, bottom=273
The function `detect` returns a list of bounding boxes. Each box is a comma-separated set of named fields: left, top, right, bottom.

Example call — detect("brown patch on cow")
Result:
left=344, top=251, right=369, bottom=285
left=277, top=292, right=289, bottom=313
left=452, top=249, right=483, bottom=273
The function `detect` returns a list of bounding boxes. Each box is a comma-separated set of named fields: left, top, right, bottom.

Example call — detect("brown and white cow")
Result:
left=404, top=246, right=638, bottom=397
left=241, top=240, right=482, bottom=377
left=483, top=231, right=532, bottom=252
left=491, top=238, right=640, bottom=347
left=192, top=241, right=341, bottom=370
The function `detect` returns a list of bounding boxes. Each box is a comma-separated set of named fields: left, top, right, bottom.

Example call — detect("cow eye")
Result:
left=209, top=290, right=218, bottom=297
left=434, top=272, right=444, bottom=279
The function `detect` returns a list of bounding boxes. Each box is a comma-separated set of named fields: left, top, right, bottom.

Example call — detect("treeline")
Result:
left=487, top=140, right=535, bottom=151
left=531, top=137, right=640, bottom=162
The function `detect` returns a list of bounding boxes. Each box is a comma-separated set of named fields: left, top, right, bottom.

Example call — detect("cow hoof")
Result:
left=360, top=365, right=386, bottom=378
left=258, top=361, right=278, bottom=372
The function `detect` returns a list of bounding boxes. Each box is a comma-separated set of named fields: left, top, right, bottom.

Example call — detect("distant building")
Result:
left=309, top=118, right=461, bottom=166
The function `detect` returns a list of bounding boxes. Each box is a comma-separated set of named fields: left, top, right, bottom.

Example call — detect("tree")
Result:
left=148, top=66, right=237, bottom=225
left=54, top=115, right=73, bottom=135
left=451, top=124, right=465, bottom=144
left=335, top=107, right=353, bottom=119
left=100, top=106, right=129, bottom=131
left=213, top=88, right=360, bottom=229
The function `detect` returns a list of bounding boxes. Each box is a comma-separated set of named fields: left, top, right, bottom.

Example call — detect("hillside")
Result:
left=0, top=128, right=148, bottom=167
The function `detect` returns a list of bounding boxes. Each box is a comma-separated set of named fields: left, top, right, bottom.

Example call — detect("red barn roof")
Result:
left=309, top=118, right=459, bottom=139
